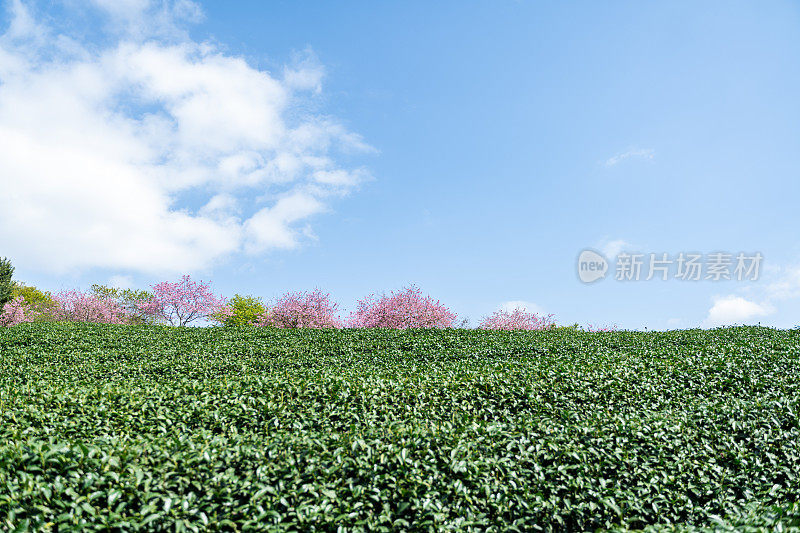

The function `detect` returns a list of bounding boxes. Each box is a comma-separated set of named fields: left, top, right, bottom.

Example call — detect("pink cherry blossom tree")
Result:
left=348, top=285, right=457, bottom=329
left=137, top=275, right=229, bottom=327
left=255, top=289, right=342, bottom=328
left=478, top=307, right=555, bottom=331
left=0, top=296, right=35, bottom=327
left=53, top=289, right=129, bottom=324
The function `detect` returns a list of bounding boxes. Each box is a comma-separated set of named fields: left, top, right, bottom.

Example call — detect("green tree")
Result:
left=214, top=294, right=266, bottom=326
left=90, top=284, right=154, bottom=324
left=0, top=257, right=14, bottom=308
left=11, top=283, right=58, bottom=320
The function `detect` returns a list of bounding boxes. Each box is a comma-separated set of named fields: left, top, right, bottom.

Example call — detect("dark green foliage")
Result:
left=0, top=325, right=798, bottom=531
left=0, top=257, right=13, bottom=308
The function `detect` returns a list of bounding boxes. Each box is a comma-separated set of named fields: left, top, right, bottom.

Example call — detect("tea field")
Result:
left=0, top=324, right=799, bottom=531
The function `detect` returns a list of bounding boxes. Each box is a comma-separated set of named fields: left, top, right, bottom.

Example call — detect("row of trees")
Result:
left=221, top=286, right=557, bottom=330
left=0, top=274, right=229, bottom=328
left=0, top=259, right=557, bottom=330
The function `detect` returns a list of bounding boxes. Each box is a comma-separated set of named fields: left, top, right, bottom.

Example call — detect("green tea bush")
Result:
left=0, top=324, right=798, bottom=531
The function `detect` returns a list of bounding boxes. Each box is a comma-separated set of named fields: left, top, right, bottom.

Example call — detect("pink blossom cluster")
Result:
left=255, top=289, right=342, bottom=329
left=478, top=308, right=555, bottom=331
left=137, top=275, right=229, bottom=327
left=0, top=275, right=230, bottom=328
left=1, top=275, right=579, bottom=332
left=52, top=289, right=129, bottom=324
left=348, top=285, right=456, bottom=329
left=1, top=291, right=126, bottom=326
left=0, top=296, right=35, bottom=327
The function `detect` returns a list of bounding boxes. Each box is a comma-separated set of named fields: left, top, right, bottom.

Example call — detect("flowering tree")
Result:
left=53, top=289, right=128, bottom=324
left=255, top=289, right=341, bottom=328
left=12, top=283, right=57, bottom=312
left=137, top=275, right=229, bottom=327
left=348, top=285, right=457, bottom=329
left=0, top=283, right=59, bottom=327
left=478, top=307, right=555, bottom=331
left=0, top=296, right=35, bottom=327
left=91, top=285, right=154, bottom=324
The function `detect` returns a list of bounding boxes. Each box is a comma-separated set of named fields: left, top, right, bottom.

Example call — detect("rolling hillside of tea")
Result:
left=1, top=324, right=799, bottom=531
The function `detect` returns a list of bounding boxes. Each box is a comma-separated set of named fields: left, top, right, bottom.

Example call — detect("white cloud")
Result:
left=0, top=0, right=371, bottom=275
left=702, top=295, right=773, bottom=328
left=697, top=261, right=800, bottom=328
left=666, top=317, right=686, bottom=328
left=199, top=193, right=239, bottom=220
left=313, top=168, right=369, bottom=188
left=108, top=274, right=134, bottom=289
left=85, top=0, right=204, bottom=38
left=499, top=300, right=545, bottom=315
left=763, top=264, right=800, bottom=301
left=597, top=238, right=631, bottom=259
left=89, top=0, right=150, bottom=18
left=5, top=0, right=42, bottom=41
left=604, top=148, right=654, bottom=167
left=283, top=48, right=324, bottom=94
left=244, top=192, right=325, bottom=252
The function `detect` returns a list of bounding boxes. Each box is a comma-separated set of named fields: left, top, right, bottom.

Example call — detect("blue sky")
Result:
left=2, top=0, right=800, bottom=329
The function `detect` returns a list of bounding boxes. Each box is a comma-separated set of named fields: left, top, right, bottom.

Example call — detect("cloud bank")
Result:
left=0, top=0, right=371, bottom=275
